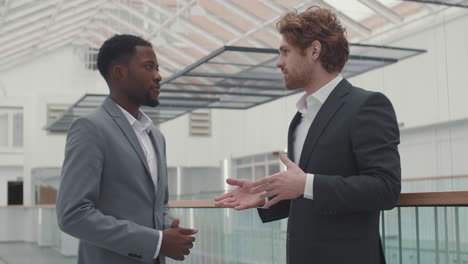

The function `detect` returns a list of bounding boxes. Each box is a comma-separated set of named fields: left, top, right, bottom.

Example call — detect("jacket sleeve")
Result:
left=257, top=199, right=291, bottom=223
left=313, top=92, right=401, bottom=213
left=56, top=118, right=160, bottom=263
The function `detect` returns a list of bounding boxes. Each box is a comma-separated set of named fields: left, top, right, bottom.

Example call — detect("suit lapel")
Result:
left=102, top=97, right=152, bottom=177
left=149, top=129, right=166, bottom=207
left=148, top=129, right=164, bottom=186
left=287, top=112, right=302, bottom=161
left=298, top=79, right=351, bottom=168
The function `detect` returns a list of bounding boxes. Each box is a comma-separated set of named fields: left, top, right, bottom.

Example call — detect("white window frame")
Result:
left=232, top=152, right=282, bottom=181
left=0, top=107, right=24, bottom=152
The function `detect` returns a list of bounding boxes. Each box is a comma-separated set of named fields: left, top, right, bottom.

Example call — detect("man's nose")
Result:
left=276, top=58, right=283, bottom=68
left=153, top=71, right=162, bottom=82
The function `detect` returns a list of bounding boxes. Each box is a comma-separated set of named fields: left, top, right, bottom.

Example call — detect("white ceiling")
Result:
left=0, top=0, right=453, bottom=75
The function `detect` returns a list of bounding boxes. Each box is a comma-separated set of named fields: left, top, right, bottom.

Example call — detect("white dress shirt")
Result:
left=294, top=75, right=343, bottom=200
left=117, top=105, right=163, bottom=259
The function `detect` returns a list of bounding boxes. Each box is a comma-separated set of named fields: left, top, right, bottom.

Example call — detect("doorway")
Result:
left=7, top=181, right=23, bottom=205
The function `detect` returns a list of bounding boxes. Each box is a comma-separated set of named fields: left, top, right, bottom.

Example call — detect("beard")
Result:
left=285, top=78, right=306, bottom=90
left=284, top=70, right=310, bottom=90
left=143, top=91, right=159, bottom=107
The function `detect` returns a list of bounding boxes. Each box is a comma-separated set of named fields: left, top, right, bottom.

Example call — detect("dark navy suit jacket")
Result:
left=258, top=79, right=401, bottom=264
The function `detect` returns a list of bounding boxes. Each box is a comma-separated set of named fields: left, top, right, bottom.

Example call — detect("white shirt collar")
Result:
left=296, top=74, right=343, bottom=118
left=116, top=104, right=153, bottom=133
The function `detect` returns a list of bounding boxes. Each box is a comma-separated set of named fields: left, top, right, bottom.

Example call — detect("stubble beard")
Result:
left=285, top=70, right=309, bottom=90
left=144, top=91, right=159, bottom=107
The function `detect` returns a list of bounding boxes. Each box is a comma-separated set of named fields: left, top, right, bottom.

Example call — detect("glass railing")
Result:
left=382, top=207, right=468, bottom=264
left=1, top=192, right=467, bottom=264
left=381, top=192, right=468, bottom=264
left=165, top=207, right=286, bottom=264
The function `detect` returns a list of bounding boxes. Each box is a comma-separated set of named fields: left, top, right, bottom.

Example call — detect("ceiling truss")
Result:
left=0, top=0, right=463, bottom=73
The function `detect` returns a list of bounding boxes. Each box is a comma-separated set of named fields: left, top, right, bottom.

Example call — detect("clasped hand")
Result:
left=160, top=218, right=198, bottom=261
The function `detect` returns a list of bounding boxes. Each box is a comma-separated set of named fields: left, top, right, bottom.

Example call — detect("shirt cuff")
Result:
left=303, top=173, right=314, bottom=200
left=258, top=197, right=269, bottom=209
left=153, top=230, right=163, bottom=259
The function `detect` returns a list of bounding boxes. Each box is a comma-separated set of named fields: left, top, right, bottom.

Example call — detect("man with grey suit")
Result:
left=57, top=34, right=197, bottom=264
left=215, top=7, right=401, bottom=264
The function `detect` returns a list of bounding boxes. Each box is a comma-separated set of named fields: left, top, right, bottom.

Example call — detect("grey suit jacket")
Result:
left=56, top=97, right=174, bottom=264
left=258, top=79, right=401, bottom=264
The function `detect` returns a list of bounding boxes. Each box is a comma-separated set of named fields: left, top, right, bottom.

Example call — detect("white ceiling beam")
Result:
left=0, top=12, right=95, bottom=51
left=358, top=0, right=403, bottom=24
left=161, top=46, right=196, bottom=64
left=5, top=0, right=58, bottom=23
left=359, top=0, right=457, bottom=44
left=0, top=0, right=101, bottom=44
left=79, top=36, right=100, bottom=49
left=142, top=0, right=196, bottom=39
left=227, top=0, right=313, bottom=46
left=214, top=0, right=261, bottom=26
left=0, top=37, right=77, bottom=73
left=97, top=20, right=120, bottom=35
left=314, top=0, right=372, bottom=37
left=136, top=0, right=214, bottom=54
left=87, top=28, right=107, bottom=43
left=115, top=0, right=216, bottom=52
left=114, top=1, right=156, bottom=29
left=151, top=3, right=258, bottom=67
left=157, top=53, right=184, bottom=72
left=202, top=10, right=267, bottom=48
left=104, top=10, right=147, bottom=37
left=0, top=30, right=81, bottom=66
left=179, top=19, right=224, bottom=46
left=157, top=30, right=210, bottom=54
left=259, top=0, right=286, bottom=14
left=2, top=6, right=53, bottom=34
left=113, top=0, right=196, bottom=51
left=36, top=28, right=84, bottom=50
left=159, top=68, right=173, bottom=79
left=0, top=0, right=11, bottom=27
left=214, top=0, right=278, bottom=39
left=142, top=0, right=224, bottom=46
left=34, top=0, right=66, bottom=53
left=0, top=19, right=89, bottom=57
left=143, top=0, right=224, bottom=46
left=0, top=48, right=32, bottom=66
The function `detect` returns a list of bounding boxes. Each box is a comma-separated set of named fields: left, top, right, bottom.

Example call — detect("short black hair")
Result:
left=96, top=34, right=152, bottom=81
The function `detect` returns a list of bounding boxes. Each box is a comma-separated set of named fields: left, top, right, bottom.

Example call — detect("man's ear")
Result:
left=307, top=40, right=322, bottom=61
left=110, top=65, right=126, bottom=81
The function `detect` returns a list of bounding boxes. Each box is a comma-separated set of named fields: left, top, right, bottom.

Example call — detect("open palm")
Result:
left=214, top=179, right=265, bottom=210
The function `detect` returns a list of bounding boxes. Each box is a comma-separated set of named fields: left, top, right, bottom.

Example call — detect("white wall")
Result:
left=350, top=10, right=468, bottom=128
left=399, top=118, right=468, bottom=192
left=0, top=46, right=107, bottom=205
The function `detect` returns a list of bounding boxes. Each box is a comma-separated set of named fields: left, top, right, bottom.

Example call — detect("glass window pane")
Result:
left=13, top=112, right=23, bottom=147
left=268, top=163, right=280, bottom=175
left=254, top=154, right=264, bottom=163
left=254, top=165, right=266, bottom=180
left=237, top=167, right=252, bottom=179
left=0, top=113, right=8, bottom=147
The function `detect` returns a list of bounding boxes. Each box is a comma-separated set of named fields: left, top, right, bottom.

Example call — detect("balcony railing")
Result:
left=1, top=191, right=467, bottom=264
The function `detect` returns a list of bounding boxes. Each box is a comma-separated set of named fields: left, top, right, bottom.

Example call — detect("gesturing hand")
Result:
left=249, top=152, right=306, bottom=207
left=214, top=178, right=265, bottom=210
left=160, top=218, right=198, bottom=261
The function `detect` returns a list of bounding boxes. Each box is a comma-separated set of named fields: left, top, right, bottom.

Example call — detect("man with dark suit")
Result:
left=56, top=34, right=197, bottom=264
left=215, top=7, right=401, bottom=264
